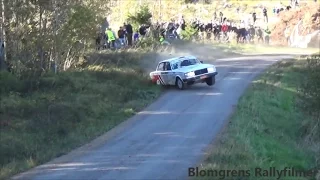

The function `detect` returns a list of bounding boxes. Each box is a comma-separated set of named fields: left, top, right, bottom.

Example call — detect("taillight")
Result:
left=151, top=75, right=158, bottom=83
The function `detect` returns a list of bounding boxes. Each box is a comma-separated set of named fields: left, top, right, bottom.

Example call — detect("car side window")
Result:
left=157, top=62, right=165, bottom=71
left=172, top=62, right=179, bottom=70
left=165, top=62, right=171, bottom=71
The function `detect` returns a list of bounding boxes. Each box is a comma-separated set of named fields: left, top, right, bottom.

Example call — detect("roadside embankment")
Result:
left=0, top=50, right=161, bottom=180
left=197, top=53, right=320, bottom=180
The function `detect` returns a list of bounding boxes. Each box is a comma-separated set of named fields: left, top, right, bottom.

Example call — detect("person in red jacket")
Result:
left=221, top=23, right=229, bottom=41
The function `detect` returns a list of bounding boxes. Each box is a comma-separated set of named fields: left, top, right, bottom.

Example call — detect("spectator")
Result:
left=286, top=5, right=291, bottom=11
left=252, top=12, right=257, bottom=24
left=105, top=27, right=116, bottom=48
left=103, top=33, right=108, bottom=49
left=205, top=21, right=213, bottom=39
left=284, top=27, right=291, bottom=45
left=248, top=25, right=255, bottom=42
left=219, top=12, right=223, bottom=23
left=179, top=15, right=186, bottom=31
left=125, top=23, right=133, bottom=46
left=95, top=33, right=103, bottom=50
left=256, top=27, right=263, bottom=43
left=133, top=31, right=139, bottom=44
left=264, top=27, right=271, bottom=44
left=221, top=22, right=228, bottom=40
left=159, top=36, right=170, bottom=45
left=118, top=26, right=126, bottom=47
left=263, top=7, right=268, bottom=23
left=139, top=24, right=147, bottom=37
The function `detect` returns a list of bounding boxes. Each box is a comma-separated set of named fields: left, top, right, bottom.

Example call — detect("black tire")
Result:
left=176, top=77, right=185, bottom=90
left=206, top=76, right=216, bottom=86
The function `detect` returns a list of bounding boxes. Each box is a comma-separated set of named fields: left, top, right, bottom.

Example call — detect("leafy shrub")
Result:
left=127, top=5, right=152, bottom=29
left=299, top=54, right=320, bottom=142
left=300, top=54, right=320, bottom=113
left=180, top=25, right=198, bottom=41
left=0, top=72, right=24, bottom=93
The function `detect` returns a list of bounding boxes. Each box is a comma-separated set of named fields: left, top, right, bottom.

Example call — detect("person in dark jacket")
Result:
left=248, top=26, right=255, bottom=43
left=125, top=23, right=133, bottom=46
left=118, top=26, right=126, bottom=46
left=252, top=12, right=257, bottom=24
left=199, top=23, right=205, bottom=40
left=205, top=21, right=213, bottom=39
left=263, top=7, right=268, bottom=23
left=95, top=33, right=102, bottom=50
left=179, top=16, right=186, bottom=31
left=256, top=27, right=263, bottom=43
left=219, top=12, right=223, bottom=23
left=139, top=25, right=148, bottom=37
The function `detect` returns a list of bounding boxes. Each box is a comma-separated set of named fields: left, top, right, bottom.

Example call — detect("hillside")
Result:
left=109, top=0, right=284, bottom=26
left=270, top=1, right=320, bottom=47
left=107, top=0, right=319, bottom=47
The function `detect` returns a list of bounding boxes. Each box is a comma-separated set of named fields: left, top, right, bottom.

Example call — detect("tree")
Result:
left=1, top=0, right=109, bottom=76
left=127, top=5, right=152, bottom=28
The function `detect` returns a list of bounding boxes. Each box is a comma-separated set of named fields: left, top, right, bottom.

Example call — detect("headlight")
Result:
left=185, top=71, right=195, bottom=77
left=207, top=67, right=216, bottom=73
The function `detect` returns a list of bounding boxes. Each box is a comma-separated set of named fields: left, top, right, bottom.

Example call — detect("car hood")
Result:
left=175, top=63, right=215, bottom=72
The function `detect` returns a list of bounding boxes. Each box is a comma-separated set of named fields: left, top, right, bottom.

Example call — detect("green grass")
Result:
left=197, top=58, right=319, bottom=180
left=0, top=50, right=161, bottom=180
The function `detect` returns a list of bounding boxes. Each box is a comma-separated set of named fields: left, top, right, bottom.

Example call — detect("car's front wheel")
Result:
left=176, top=77, right=185, bottom=90
left=206, top=76, right=216, bottom=86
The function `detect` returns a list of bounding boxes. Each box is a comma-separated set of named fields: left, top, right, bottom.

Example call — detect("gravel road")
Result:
left=12, top=48, right=297, bottom=180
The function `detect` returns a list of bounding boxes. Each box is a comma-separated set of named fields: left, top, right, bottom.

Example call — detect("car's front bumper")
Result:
left=183, top=72, right=218, bottom=83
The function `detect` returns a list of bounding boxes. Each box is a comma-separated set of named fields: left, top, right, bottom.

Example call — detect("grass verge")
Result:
left=0, top=50, right=161, bottom=180
left=197, top=57, right=320, bottom=180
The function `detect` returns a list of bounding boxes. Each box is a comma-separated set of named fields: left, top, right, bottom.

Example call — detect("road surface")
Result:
left=12, top=54, right=295, bottom=180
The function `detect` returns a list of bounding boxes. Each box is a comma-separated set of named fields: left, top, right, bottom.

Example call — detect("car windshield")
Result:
left=181, top=59, right=200, bottom=67
left=189, top=59, right=200, bottom=65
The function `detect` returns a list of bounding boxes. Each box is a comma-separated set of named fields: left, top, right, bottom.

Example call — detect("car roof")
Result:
left=158, top=55, right=197, bottom=64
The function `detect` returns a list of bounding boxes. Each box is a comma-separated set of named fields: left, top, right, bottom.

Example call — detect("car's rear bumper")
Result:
left=183, top=72, right=218, bottom=83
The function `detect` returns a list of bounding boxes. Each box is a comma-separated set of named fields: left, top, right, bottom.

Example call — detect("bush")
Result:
left=180, top=25, right=198, bottom=41
left=299, top=54, right=320, bottom=142
left=127, top=5, right=152, bottom=29
left=0, top=50, right=162, bottom=180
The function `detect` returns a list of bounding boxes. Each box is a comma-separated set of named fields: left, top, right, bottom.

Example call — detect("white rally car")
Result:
left=149, top=55, right=218, bottom=90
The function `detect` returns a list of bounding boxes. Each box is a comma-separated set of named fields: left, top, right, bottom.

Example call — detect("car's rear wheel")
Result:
left=206, top=76, right=216, bottom=86
left=176, top=77, right=185, bottom=90
left=156, top=79, right=161, bottom=85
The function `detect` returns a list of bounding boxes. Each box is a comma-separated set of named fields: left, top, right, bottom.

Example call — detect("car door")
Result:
left=160, top=62, right=173, bottom=85
left=167, top=61, right=180, bottom=85
left=164, top=62, right=176, bottom=85
left=156, top=62, right=168, bottom=85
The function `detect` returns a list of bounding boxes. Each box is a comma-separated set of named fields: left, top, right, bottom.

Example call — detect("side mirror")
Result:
left=200, top=61, right=203, bottom=63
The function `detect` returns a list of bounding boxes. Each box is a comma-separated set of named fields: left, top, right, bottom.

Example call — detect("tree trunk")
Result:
left=0, top=0, right=7, bottom=71
left=39, top=5, right=44, bottom=70
left=53, top=0, right=58, bottom=74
